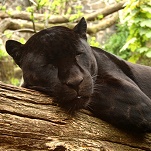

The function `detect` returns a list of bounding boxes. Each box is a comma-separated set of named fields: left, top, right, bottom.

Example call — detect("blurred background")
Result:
left=0, top=0, right=151, bottom=86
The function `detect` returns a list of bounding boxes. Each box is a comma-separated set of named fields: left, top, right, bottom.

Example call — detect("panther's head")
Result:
left=5, top=17, right=98, bottom=112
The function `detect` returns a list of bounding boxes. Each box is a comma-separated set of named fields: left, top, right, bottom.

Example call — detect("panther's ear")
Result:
left=73, top=17, right=87, bottom=40
left=5, top=40, right=23, bottom=66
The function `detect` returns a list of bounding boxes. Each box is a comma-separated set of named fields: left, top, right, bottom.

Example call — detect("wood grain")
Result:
left=0, top=82, right=151, bottom=150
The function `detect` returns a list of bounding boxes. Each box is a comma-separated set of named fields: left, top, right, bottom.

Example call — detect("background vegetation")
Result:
left=0, top=0, right=151, bottom=85
left=105, top=0, right=151, bottom=64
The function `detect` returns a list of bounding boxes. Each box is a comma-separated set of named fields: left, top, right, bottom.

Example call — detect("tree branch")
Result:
left=87, top=12, right=119, bottom=34
left=0, top=12, right=118, bottom=34
left=0, top=81, right=151, bottom=150
left=85, top=0, right=126, bottom=21
left=0, top=1, right=126, bottom=35
left=0, top=0, right=126, bottom=23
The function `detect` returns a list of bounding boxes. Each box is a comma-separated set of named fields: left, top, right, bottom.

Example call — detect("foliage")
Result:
left=0, top=40, right=7, bottom=59
left=104, top=24, right=131, bottom=60
left=88, top=37, right=101, bottom=48
left=104, top=0, right=151, bottom=64
left=121, top=0, right=151, bottom=63
left=69, top=5, right=83, bottom=22
left=25, top=0, right=84, bottom=30
left=10, top=77, right=20, bottom=86
left=0, top=30, right=25, bottom=86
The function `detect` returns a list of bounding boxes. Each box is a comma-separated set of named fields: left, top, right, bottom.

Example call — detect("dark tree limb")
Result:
left=0, top=81, right=151, bottom=150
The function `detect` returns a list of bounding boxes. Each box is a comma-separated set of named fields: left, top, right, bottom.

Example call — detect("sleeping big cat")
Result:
left=6, top=17, right=151, bottom=132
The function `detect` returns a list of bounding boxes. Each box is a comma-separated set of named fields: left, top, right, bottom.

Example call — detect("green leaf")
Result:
left=7, top=10, right=12, bottom=16
left=128, top=55, right=139, bottom=63
left=146, top=12, right=151, bottom=18
left=10, top=78, right=20, bottom=86
left=133, top=17, right=142, bottom=23
left=0, top=5, right=6, bottom=11
left=120, top=38, right=136, bottom=52
left=19, top=38, right=26, bottom=44
left=97, top=14, right=103, bottom=19
left=16, top=6, right=22, bottom=11
left=140, top=20, right=151, bottom=28
left=146, top=50, right=151, bottom=58
left=38, top=0, right=49, bottom=7
left=4, top=30, right=13, bottom=38
left=140, top=5, right=151, bottom=14
left=123, top=9, right=139, bottom=23
left=139, top=27, right=150, bottom=36
left=145, top=31, right=151, bottom=38
left=67, top=7, right=72, bottom=14
left=137, top=47, right=149, bottom=53
left=69, top=15, right=77, bottom=22
left=26, top=6, right=34, bottom=13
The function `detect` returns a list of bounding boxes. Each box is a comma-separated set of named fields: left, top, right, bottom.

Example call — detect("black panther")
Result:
left=5, top=17, right=151, bottom=132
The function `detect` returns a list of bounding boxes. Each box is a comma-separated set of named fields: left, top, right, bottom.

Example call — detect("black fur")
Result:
left=5, top=18, right=151, bottom=132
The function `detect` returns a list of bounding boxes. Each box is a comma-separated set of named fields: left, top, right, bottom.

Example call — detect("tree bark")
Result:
left=0, top=81, right=151, bottom=151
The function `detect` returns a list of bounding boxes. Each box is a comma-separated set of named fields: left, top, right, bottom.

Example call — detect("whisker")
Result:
left=85, top=100, right=92, bottom=109
left=92, top=74, right=99, bottom=80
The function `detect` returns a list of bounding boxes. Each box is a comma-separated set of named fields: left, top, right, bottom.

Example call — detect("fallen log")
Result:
left=0, top=81, right=151, bottom=150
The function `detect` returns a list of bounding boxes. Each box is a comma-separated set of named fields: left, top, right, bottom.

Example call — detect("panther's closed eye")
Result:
left=76, top=51, right=84, bottom=58
left=75, top=54, right=81, bottom=61
left=40, top=64, right=56, bottom=69
left=76, top=50, right=85, bottom=58
left=76, top=51, right=83, bottom=54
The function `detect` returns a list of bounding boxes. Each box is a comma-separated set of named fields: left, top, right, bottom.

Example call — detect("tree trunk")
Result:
left=0, top=81, right=151, bottom=151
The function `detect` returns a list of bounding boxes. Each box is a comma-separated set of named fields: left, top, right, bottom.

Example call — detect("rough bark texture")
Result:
left=0, top=81, right=151, bottom=151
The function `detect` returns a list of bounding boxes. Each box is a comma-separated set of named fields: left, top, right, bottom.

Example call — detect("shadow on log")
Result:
left=0, top=81, right=151, bottom=151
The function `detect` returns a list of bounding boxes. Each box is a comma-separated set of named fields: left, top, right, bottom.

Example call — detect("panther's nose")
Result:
left=66, top=76, right=83, bottom=90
